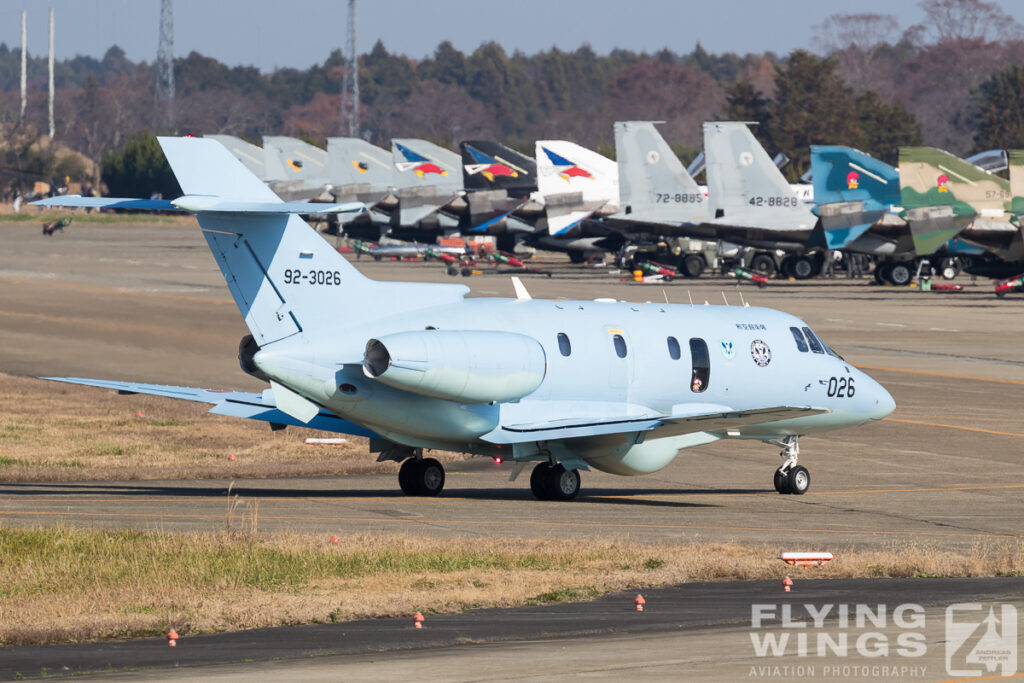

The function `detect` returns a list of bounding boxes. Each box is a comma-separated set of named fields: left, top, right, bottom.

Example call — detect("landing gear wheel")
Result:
left=750, top=253, right=776, bottom=277
left=780, top=256, right=796, bottom=278
left=877, top=262, right=893, bottom=285
left=549, top=465, right=581, bottom=501
left=460, top=267, right=472, bottom=277
left=418, top=458, right=445, bottom=496
left=530, top=463, right=554, bottom=500
left=773, top=469, right=789, bottom=494
left=568, top=250, right=587, bottom=264
left=398, top=457, right=445, bottom=496
left=398, top=458, right=422, bottom=495
left=680, top=254, right=705, bottom=278
left=785, top=466, right=810, bottom=495
left=791, top=256, right=816, bottom=280
left=889, top=262, right=913, bottom=287
left=940, top=257, right=961, bottom=280
left=446, top=266, right=459, bottom=277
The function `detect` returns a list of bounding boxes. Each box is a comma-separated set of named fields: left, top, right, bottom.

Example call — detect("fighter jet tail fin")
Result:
left=615, top=121, right=706, bottom=217
left=810, top=145, right=900, bottom=208
left=704, top=122, right=797, bottom=217
left=461, top=141, right=537, bottom=194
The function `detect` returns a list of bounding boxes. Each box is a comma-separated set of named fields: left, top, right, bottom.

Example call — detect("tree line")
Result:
left=2, top=0, right=1024, bottom=193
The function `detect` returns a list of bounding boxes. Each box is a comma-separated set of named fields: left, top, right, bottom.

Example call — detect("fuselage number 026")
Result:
left=826, top=376, right=855, bottom=398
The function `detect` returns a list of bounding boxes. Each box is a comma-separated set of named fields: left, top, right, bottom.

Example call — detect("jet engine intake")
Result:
left=363, top=330, right=546, bottom=404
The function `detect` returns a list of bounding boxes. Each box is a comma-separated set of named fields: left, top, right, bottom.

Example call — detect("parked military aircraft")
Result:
left=810, top=146, right=972, bottom=285
left=900, top=147, right=1023, bottom=278
left=34, top=137, right=895, bottom=500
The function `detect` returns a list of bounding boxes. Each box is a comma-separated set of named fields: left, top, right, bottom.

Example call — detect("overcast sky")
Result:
left=3, top=1, right=1023, bottom=72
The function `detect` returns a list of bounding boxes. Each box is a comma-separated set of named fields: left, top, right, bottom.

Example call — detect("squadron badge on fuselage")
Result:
left=750, top=339, right=772, bottom=367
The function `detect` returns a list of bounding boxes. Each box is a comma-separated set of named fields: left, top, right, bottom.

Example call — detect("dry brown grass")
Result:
left=0, top=526, right=1021, bottom=646
left=0, top=373, right=460, bottom=481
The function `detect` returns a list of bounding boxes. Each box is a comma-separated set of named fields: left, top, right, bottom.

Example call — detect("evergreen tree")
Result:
left=101, top=135, right=181, bottom=198
left=973, top=64, right=1024, bottom=150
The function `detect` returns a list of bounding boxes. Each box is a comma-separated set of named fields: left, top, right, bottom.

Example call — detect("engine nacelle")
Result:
left=363, top=330, right=546, bottom=404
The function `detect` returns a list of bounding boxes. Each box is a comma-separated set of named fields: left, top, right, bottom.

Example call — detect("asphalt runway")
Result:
left=2, top=220, right=1024, bottom=679
left=2, top=577, right=1021, bottom=680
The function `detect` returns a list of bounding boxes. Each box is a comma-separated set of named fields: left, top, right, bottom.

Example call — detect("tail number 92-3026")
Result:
left=283, top=269, right=342, bottom=285
left=826, top=376, right=855, bottom=398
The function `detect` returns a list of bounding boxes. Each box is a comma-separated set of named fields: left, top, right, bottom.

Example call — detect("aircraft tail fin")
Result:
left=810, top=145, right=900, bottom=208
left=325, top=138, right=393, bottom=189
left=899, top=146, right=1005, bottom=214
left=157, top=137, right=379, bottom=345
left=614, top=121, right=706, bottom=218
left=704, top=122, right=796, bottom=217
left=461, top=140, right=537, bottom=194
left=1008, top=149, right=1024, bottom=214
left=262, top=136, right=328, bottom=183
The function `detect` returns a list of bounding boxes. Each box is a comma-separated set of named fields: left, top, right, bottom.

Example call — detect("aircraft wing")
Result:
left=40, top=377, right=379, bottom=438
left=483, top=405, right=828, bottom=444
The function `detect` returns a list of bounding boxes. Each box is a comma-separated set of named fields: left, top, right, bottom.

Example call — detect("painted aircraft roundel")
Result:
left=750, top=339, right=772, bottom=367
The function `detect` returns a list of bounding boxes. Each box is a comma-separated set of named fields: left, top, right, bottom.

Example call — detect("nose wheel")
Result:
left=768, top=436, right=810, bottom=495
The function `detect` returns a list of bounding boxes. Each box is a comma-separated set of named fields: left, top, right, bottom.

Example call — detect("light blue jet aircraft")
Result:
left=35, top=137, right=895, bottom=501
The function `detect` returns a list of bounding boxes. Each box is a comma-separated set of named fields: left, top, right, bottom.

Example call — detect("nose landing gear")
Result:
left=767, top=436, right=810, bottom=495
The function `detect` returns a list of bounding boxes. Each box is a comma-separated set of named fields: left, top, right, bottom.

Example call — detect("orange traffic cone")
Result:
left=330, top=535, right=339, bottom=544
left=413, top=612, right=424, bottom=629
left=782, top=576, right=793, bottom=592
left=634, top=594, right=646, bottom=612
left=227, top=454, right=237, bottom=461
left=167, top=628, right=178, bottom=647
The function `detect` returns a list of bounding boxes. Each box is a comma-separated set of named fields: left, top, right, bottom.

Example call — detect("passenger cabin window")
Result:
left=802, top=326, right=825, bottom=354
left=689, top=338, right=710, bottom=392
left=667, top=336, right=681, bottom=360
left=557, top=332, right=571, bottom=357
left=613, top=334, right=627, bottom=358
left=790, top=327, right=809, bottom=352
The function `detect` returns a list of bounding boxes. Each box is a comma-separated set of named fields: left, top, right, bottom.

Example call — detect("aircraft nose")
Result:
left=861, top=371, right=895, bottom=420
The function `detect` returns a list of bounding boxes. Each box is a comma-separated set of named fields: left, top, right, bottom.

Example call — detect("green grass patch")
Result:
left=528, top=586, right=602, bottom=605
left=0, top=457, right=31, bottom=467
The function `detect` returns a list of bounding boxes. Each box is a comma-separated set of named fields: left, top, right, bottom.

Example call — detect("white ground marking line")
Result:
left=876, top=322, right=905, bottom=327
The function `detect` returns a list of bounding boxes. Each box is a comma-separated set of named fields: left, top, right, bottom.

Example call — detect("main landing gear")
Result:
left=768, top=436, right=809, bottom=495
left=530, top=462, right=581, bottom=501
left=379, top=446, right=446, bottom=496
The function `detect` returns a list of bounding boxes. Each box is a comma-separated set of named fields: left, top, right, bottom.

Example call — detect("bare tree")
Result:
left=918, top=0, right=1023, bottom=43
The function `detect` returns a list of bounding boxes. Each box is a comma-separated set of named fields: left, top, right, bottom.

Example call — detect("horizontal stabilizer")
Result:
left=547, top=210, right=592, bottom=235
left=32, top=196, right=180, bottom=211
left=32, top=195, right=364, bottom=216
left=40, top=377, right=378, bottom=438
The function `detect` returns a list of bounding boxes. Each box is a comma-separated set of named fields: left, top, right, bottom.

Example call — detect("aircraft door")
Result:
left=604, top=326, right=635, bottom=396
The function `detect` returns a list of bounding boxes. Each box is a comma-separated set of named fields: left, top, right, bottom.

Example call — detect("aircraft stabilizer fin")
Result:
left=38, top=376, right=379, bottom=438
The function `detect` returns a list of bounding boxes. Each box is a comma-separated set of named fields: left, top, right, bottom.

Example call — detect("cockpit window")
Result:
left=802, top=326, right=825, bottom=354
left=790, top=327, right=809, bottom=352
left=802, top=326, right=841, bottom=357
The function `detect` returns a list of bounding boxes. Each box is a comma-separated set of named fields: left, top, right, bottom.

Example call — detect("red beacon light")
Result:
left=493, top=456, right=503, bottom=465
left=780, top=552, right=834, bottom=567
